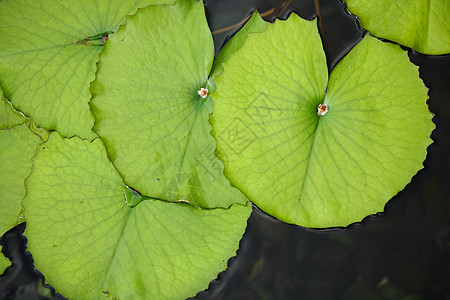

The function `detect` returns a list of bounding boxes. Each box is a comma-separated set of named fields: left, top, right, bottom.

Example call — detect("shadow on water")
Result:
left=0, top=224, right=63, bottom=300
left=1, top=0, right=449, bottom=299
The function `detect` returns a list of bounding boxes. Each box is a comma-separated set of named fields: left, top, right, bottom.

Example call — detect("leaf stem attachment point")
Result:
left=317, top=104, right=328, bottom=116
left=198, top=87, right=208, bottom=98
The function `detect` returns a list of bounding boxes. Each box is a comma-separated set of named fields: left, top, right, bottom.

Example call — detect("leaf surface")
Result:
left=91, top=0, right=248, bottom=208
left=0, top=89, right=26, bottom=129
left=211, top=15, right=434, bottom=227
left=23, top=132, right=251, bottom=299
left=0, top=0, right=174, bottom=139
left=345, top=0, right=450, bottom=55
left=0, top=90, right=44, bottom=273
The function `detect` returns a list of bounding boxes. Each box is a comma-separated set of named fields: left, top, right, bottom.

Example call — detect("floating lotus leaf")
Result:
left=91, top=0, right=250, bottom=208
left=23, top=132, right=251, bottom=299
left=211, top=14, right=434, bottom=227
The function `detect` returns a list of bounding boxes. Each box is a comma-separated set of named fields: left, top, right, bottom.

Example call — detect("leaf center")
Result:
left=317, top=104, right=328, bottom=116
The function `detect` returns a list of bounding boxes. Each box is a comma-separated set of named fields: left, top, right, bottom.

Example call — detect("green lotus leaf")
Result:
left=211, top=14, right=434, bottom=228
left=345, top=0, right=450, bottom=55
left=0, top=0, right=174, bottom=139
left=23, top=132, right=251, bottom=299
left=91, top=0, right=249, bottom=208
left=0, top=91, right=46, bottom=273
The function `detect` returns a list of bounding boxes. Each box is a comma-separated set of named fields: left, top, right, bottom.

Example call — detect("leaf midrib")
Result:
left=178, top=99, right=205, bottom=172
left=296, top=114, right=321, bottom=214
left=100, top=207, right=133, bottom=295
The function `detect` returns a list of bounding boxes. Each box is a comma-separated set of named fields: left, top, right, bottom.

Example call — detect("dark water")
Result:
left=1, top=1, right=449, bottom=299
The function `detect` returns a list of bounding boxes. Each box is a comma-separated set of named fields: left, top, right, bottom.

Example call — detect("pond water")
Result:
left=1, top=0, right=449, bottom=299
